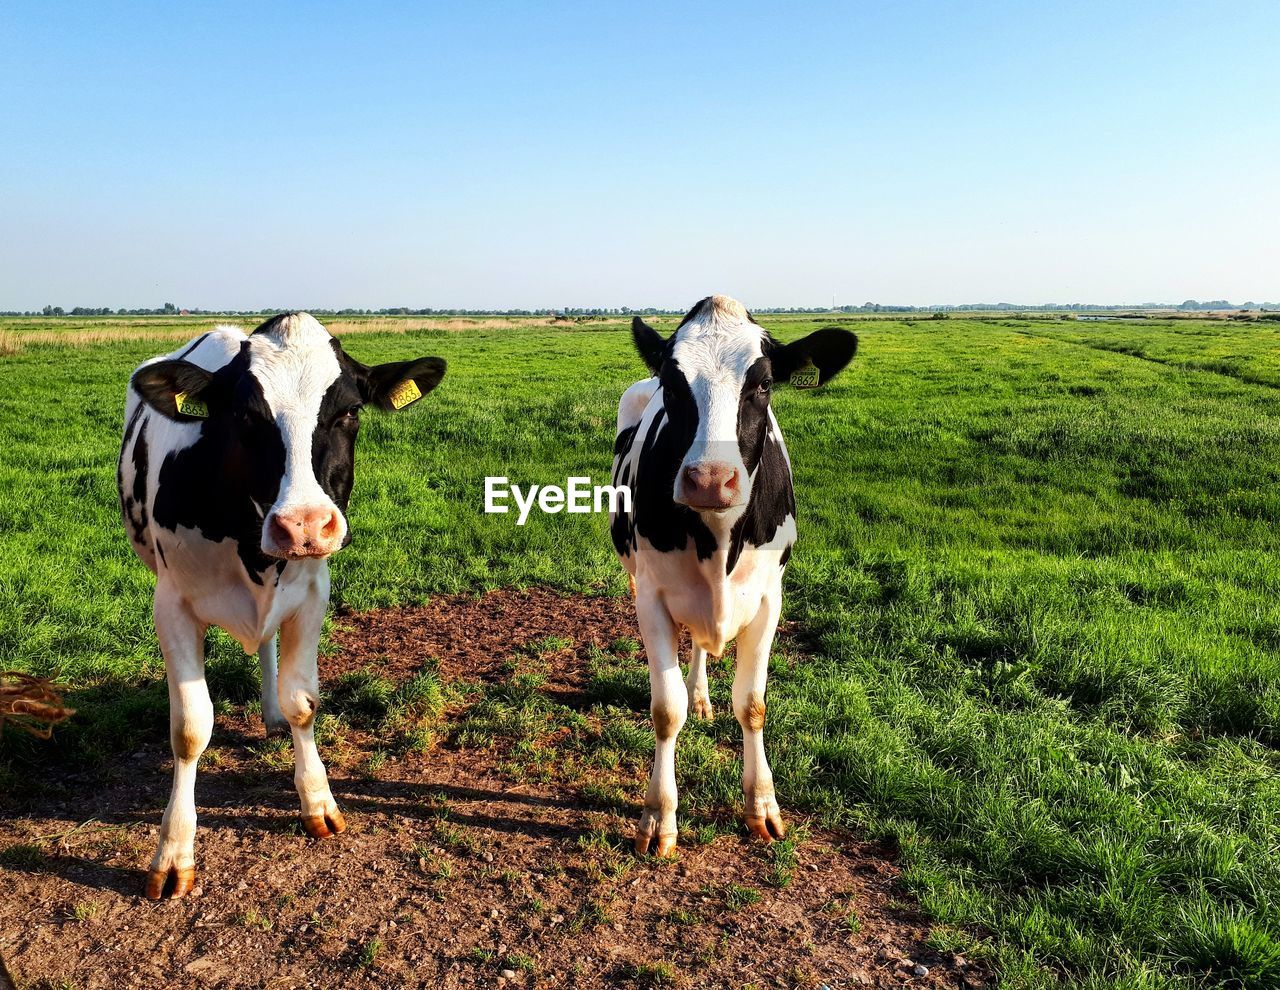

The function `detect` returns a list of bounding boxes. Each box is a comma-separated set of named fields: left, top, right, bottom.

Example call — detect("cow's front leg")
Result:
left=734, top=583, right=785, bottom=843
left=278, top=580, right=345, bottom=839
left=257, top=633, right=289, bottom=737
left=686, top=644, right=713, bottom=720
left=634, top=589, right=687, bottom=857
left=146, top=586, right=211, bottom=899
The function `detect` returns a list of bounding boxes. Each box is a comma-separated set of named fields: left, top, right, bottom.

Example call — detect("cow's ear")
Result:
left=631, top=317, right=667, bottom=374
left=768, top=328, right=858, bottom=388
left=132, top=360, right=216, bottom=421
left=363, top=357, right=447, bottom=411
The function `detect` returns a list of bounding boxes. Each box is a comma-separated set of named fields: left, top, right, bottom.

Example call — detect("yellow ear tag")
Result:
left=174, top=391, right=208, bottom=418
left=388, top=378, right=422, bottom=410
left=790, top=361, right=820, bottom=389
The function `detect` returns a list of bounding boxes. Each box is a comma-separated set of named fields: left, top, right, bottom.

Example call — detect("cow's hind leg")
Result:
left=734, top=583, right=785, bottom=843
left=633, top=590, right=686, bottom=857
left=279, top=590, right=345, bottom=839
left=686, top=644, right=713, bottom=720
left=257, top=634, right=289, bottom=737
left=146, top=586, right=212, bottom=899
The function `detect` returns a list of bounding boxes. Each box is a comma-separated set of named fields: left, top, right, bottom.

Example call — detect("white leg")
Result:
left=277, top=570, right=345, bottom=838
left=686, top=644, right=713, bottom=720
left=146, top=585, right=211, bottom=899
left=633, top=588, right=687, bottom=857
left=734, top=582, right=786, bottom=842
left=258, top=634, right=289, bottom=736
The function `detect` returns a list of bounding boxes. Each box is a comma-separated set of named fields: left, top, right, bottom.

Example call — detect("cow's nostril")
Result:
left=319, top=513, right=340, bottom=540
left=268, top=514, right=293, bottom=542
left=725, top=473, right=739, bottom=491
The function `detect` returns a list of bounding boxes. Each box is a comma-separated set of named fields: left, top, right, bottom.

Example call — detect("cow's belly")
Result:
left=154, top=525, right=325, bottom=652
left=636, top=538, right=785, bottom=657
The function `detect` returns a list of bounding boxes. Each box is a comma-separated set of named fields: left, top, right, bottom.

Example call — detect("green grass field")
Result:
left=2, top=313, right=1279, bottom=989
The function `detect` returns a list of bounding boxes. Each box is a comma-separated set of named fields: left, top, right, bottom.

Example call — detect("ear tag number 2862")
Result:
left=388, top=379, right=422, bottom=410
left=790, top=362, right=820, bottom=389
left=174, top=391, right=208, bottom=418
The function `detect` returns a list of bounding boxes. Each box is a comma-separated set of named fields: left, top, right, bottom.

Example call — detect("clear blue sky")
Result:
left=2, top=1, right=1277, bottom=310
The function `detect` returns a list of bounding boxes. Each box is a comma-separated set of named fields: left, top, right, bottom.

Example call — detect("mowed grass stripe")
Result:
left=1, top=315, right=1279, bottom=989
left=1025, top=319, right=1280, bottom=392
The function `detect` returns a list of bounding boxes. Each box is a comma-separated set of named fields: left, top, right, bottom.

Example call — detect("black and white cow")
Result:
left=610, top=295, right=856, bottom=856
left=118, top=312, right=445, bottom=899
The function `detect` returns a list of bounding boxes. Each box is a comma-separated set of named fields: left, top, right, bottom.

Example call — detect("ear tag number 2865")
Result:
left=790, top=362, right=820, bottom=389
left=174, top=391, right=208, bottom=418
left=388, top=379, right=422, bottom=410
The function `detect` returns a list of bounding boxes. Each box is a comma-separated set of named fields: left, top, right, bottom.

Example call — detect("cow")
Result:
left=118, top=312, right=446, bottom=899
left=610, top=295, right=857, bottom=856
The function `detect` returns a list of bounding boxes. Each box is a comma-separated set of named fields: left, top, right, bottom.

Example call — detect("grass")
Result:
left=358, top=937, right=383, bottom=968
left=622, top=960, right=680, bottom=987
left=721, top=882, right=763, bottom=910
left=766, top=836, right=798, bottom=888
left=0, top=843, right=46, bottom=868
left=2, top=312, right=1279, bottom=988
left=235, top=907, right=272, bottom=931
left=69, top=900, right=101, bottom=922
left=505, top=952, right=536, bottom=973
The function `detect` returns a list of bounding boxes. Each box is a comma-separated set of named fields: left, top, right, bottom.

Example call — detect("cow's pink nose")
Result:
left=267, top=505, right=343, bottom=557
left=681, top=462, right=740, bottom=509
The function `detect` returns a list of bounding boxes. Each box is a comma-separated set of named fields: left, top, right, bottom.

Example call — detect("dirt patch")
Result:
left=0, top=590, right=988, bottom=989
left=328, top=588, right=644, bottom=696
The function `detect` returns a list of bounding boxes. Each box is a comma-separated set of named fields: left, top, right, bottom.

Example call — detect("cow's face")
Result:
left=632, top=295, right=856, bottom=513
left=132, top=313, right=445, bottom=560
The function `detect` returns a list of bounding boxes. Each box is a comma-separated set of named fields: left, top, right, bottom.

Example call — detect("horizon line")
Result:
left=6, top=298, right=1279, bottom=317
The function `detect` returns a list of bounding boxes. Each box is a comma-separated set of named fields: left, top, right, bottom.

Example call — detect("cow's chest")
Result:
left=156, top=526, right=324, bottom=651
left=638, top=541, right=776, bottom=656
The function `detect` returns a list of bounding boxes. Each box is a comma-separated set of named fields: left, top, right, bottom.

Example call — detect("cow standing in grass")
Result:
left=611, top=295, right=856, bottom=855
left=118, top=312, right=445, bottom=898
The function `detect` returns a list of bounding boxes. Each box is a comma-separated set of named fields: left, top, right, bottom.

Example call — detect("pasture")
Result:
left=1, top=313, right=1279, bottom=989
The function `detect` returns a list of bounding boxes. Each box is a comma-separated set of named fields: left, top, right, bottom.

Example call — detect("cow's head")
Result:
left=631, top=295, right=856, bottom=513
left=131, top=312, right=445, bottom=559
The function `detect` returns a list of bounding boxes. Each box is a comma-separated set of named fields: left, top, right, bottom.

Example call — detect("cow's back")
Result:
left=118, top=327, right=247, bottom=572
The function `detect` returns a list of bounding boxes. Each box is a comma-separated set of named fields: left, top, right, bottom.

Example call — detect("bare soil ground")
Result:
left=0, top=589, right=988, bottom=990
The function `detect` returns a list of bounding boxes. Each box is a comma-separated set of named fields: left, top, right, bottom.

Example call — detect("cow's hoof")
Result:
left=301, top=809, right=347, bottom=838
left=745, top=811, right=786, bottom=844
left=690, top=695, right=714, bottom=720
left=633, top=823, right=678, bottom=858
left=144, top=865, right=195, bottom=900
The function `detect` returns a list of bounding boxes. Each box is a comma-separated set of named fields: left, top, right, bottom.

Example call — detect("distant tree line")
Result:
left=4, top=299, right=1277, bottom=318
left=3, top=303, right=183, bottom=317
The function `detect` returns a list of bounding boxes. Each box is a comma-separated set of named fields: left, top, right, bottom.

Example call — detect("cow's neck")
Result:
left=726, top=426, right=795, bottom=575
left=667, top=456, right=795, bottom=656
left=153, top=433, right=282, bottom=588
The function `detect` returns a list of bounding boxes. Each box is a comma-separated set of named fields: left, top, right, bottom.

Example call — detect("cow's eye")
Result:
left=758, top=378, right=773, bottom=394
left=339, top=406, right=360, bottom=425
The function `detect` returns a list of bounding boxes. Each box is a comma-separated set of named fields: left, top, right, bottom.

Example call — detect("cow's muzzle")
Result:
left=263, top=504, right=346, bottom=559
left=676, top=462, right=741, bottom=511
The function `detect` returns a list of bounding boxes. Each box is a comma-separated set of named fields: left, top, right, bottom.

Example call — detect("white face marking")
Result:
left=669, top=296, right=768, bottom=509
left=246, top=314, right=348, bottom=548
